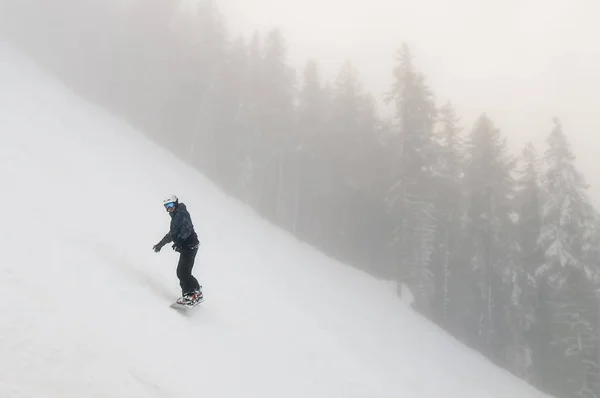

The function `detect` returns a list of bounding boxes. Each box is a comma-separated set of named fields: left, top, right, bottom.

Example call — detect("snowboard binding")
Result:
left=172, top=290, right=204, bottom=309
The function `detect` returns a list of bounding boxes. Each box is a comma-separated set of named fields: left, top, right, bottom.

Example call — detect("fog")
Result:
left=214, top=0, right=600, bottom=199
left=2, top=1, right=600, bottom=397
left=4, top=0, right=598, bottom=193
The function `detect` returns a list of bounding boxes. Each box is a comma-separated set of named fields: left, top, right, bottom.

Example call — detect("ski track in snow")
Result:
left=0, top=39, right=552, bottom=398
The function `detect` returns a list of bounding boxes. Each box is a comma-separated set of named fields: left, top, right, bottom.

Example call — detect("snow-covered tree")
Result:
left=510, top=142, right=543, bottom=382
left=536, top=118, right=600, bottom=397
left=537, top=118, right=596, bottom=282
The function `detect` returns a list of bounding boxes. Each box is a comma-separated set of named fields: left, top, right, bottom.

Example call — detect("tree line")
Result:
left=2, top=1, right=599, bottom=396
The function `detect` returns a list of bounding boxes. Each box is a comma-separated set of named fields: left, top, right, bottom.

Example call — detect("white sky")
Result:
left=203, top=0, right=600, bottom=202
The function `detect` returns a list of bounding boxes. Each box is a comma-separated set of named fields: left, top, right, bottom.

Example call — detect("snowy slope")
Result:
left=0, top=39, right=551, bottom=398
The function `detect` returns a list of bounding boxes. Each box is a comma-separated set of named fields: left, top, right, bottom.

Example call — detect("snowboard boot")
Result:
left=178, top=289, right=203, bottom=305
left=189, top=289, right=203, bottom=302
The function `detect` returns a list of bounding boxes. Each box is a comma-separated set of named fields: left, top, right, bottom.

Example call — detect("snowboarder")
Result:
left=153, top=195, right=203, bottom=305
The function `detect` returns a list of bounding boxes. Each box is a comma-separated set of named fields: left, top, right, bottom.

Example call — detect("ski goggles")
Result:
left=164, top=202, right=176, bottom=209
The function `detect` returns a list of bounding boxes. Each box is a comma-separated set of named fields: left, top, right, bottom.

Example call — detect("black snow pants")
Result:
left=176, top=246, right=200, bottom=296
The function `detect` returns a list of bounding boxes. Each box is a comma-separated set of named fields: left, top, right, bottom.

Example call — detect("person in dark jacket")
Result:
left=153, top=195, right=203, bottom=304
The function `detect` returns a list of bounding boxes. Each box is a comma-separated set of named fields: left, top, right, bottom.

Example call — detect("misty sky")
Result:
left=194, top=0, right=600, bottom=202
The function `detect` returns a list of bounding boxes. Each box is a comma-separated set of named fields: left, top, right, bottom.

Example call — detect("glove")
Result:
left=153, top=243, right=163, bottom=253
left=171, top=243, right=181, bottom=252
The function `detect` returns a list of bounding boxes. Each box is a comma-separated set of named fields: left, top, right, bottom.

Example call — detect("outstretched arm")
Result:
left=158, top=232, right=173, bottom=246
left=153, top=232, right=172, bottom=252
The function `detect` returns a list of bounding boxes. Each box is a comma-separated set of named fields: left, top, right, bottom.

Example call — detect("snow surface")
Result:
left=0, top=40, right=551, bottom=398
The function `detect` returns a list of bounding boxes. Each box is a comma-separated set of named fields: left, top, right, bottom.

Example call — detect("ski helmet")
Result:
left=162, top=195, right=178, bottom=210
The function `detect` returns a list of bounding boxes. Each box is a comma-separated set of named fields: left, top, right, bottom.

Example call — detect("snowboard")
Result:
left=170, top=297, right=204, bottom=311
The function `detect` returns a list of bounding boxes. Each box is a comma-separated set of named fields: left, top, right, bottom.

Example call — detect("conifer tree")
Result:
left=294, top=59, right=332, bottom=240
left=430, top=101, right=465, bottom=329
left=236, top=31, right=264, bottom=206
left=261, top=28, right=297, bottom=226
left=385, top=43, right=438, bottom=314
left=510, top=142, right=543, bottom=382
left=462, top=114, right=516, bottom=357
left=537, top=118, right=600, bottom=397
left=327, top=60, right=379, bottom=261
left=239, top=28, right=296, bottom=222
left=214, top=35, right=251, bottom=193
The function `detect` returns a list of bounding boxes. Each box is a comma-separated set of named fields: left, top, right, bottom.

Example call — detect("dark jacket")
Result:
left=157, top=203, right=199, bottom=251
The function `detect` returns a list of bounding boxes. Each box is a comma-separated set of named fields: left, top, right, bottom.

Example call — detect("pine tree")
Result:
left=236, top=31, right=264, bottom=207
left=297, top=59, right=328, bottom=152
left=511, top=142, right=543, bottom=382
left=262, top=28, right=297, bottom=227
left=239, top=28, right=296, bottom=223
left=179, top=0, right=229, bottom=172
left=516, top=143, right=543, bottom=274
left=135, top=0, right=229, bottom=169
left=536, top=118, right=600, bottom=397
left=326, top=60, right=379, bottom=263
left=329, top=61, right=377, bottom=188
left=294, top=59, right=332, bottom=241
left=385, top=43, right=438, bottom=315
left=462, top=114, right=516, bottom=358
left=214, top=35, right=251, bottom=193
left=430, top=101, right=465, bottom=330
